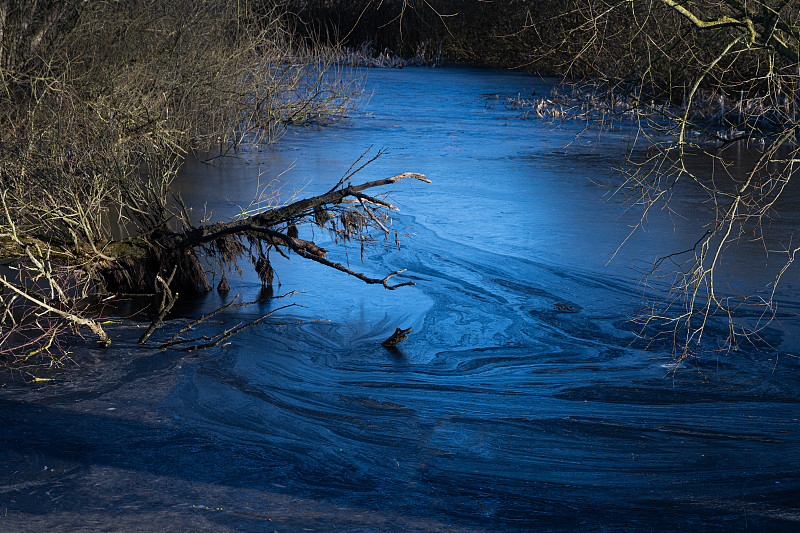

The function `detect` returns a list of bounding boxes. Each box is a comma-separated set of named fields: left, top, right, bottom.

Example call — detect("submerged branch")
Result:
left=138, top=265, right=178, bottom=345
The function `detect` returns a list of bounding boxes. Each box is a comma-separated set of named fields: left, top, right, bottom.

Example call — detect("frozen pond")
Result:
left=2, top=66, right=799, bottom=531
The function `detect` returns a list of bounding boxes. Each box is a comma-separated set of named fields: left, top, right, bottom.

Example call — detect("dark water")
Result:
left=2, top=67, right=800, bottom=531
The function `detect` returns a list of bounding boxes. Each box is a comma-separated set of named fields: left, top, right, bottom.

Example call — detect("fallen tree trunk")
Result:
left=97, top=171, right=430, bottom=293
left=1, top=171, right=430, bottom=356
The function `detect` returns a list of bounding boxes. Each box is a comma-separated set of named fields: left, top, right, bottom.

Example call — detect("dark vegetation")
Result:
left=293, top=0, right=535, bottom=68
left=1, top=0, right=798, bottom=364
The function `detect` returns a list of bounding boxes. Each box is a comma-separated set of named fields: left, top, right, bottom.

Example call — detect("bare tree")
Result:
left=519, top=0, right=799, bottom=362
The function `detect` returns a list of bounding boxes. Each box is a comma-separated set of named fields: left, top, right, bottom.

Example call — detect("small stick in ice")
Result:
left=382, top=327, right=413, bottom=347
